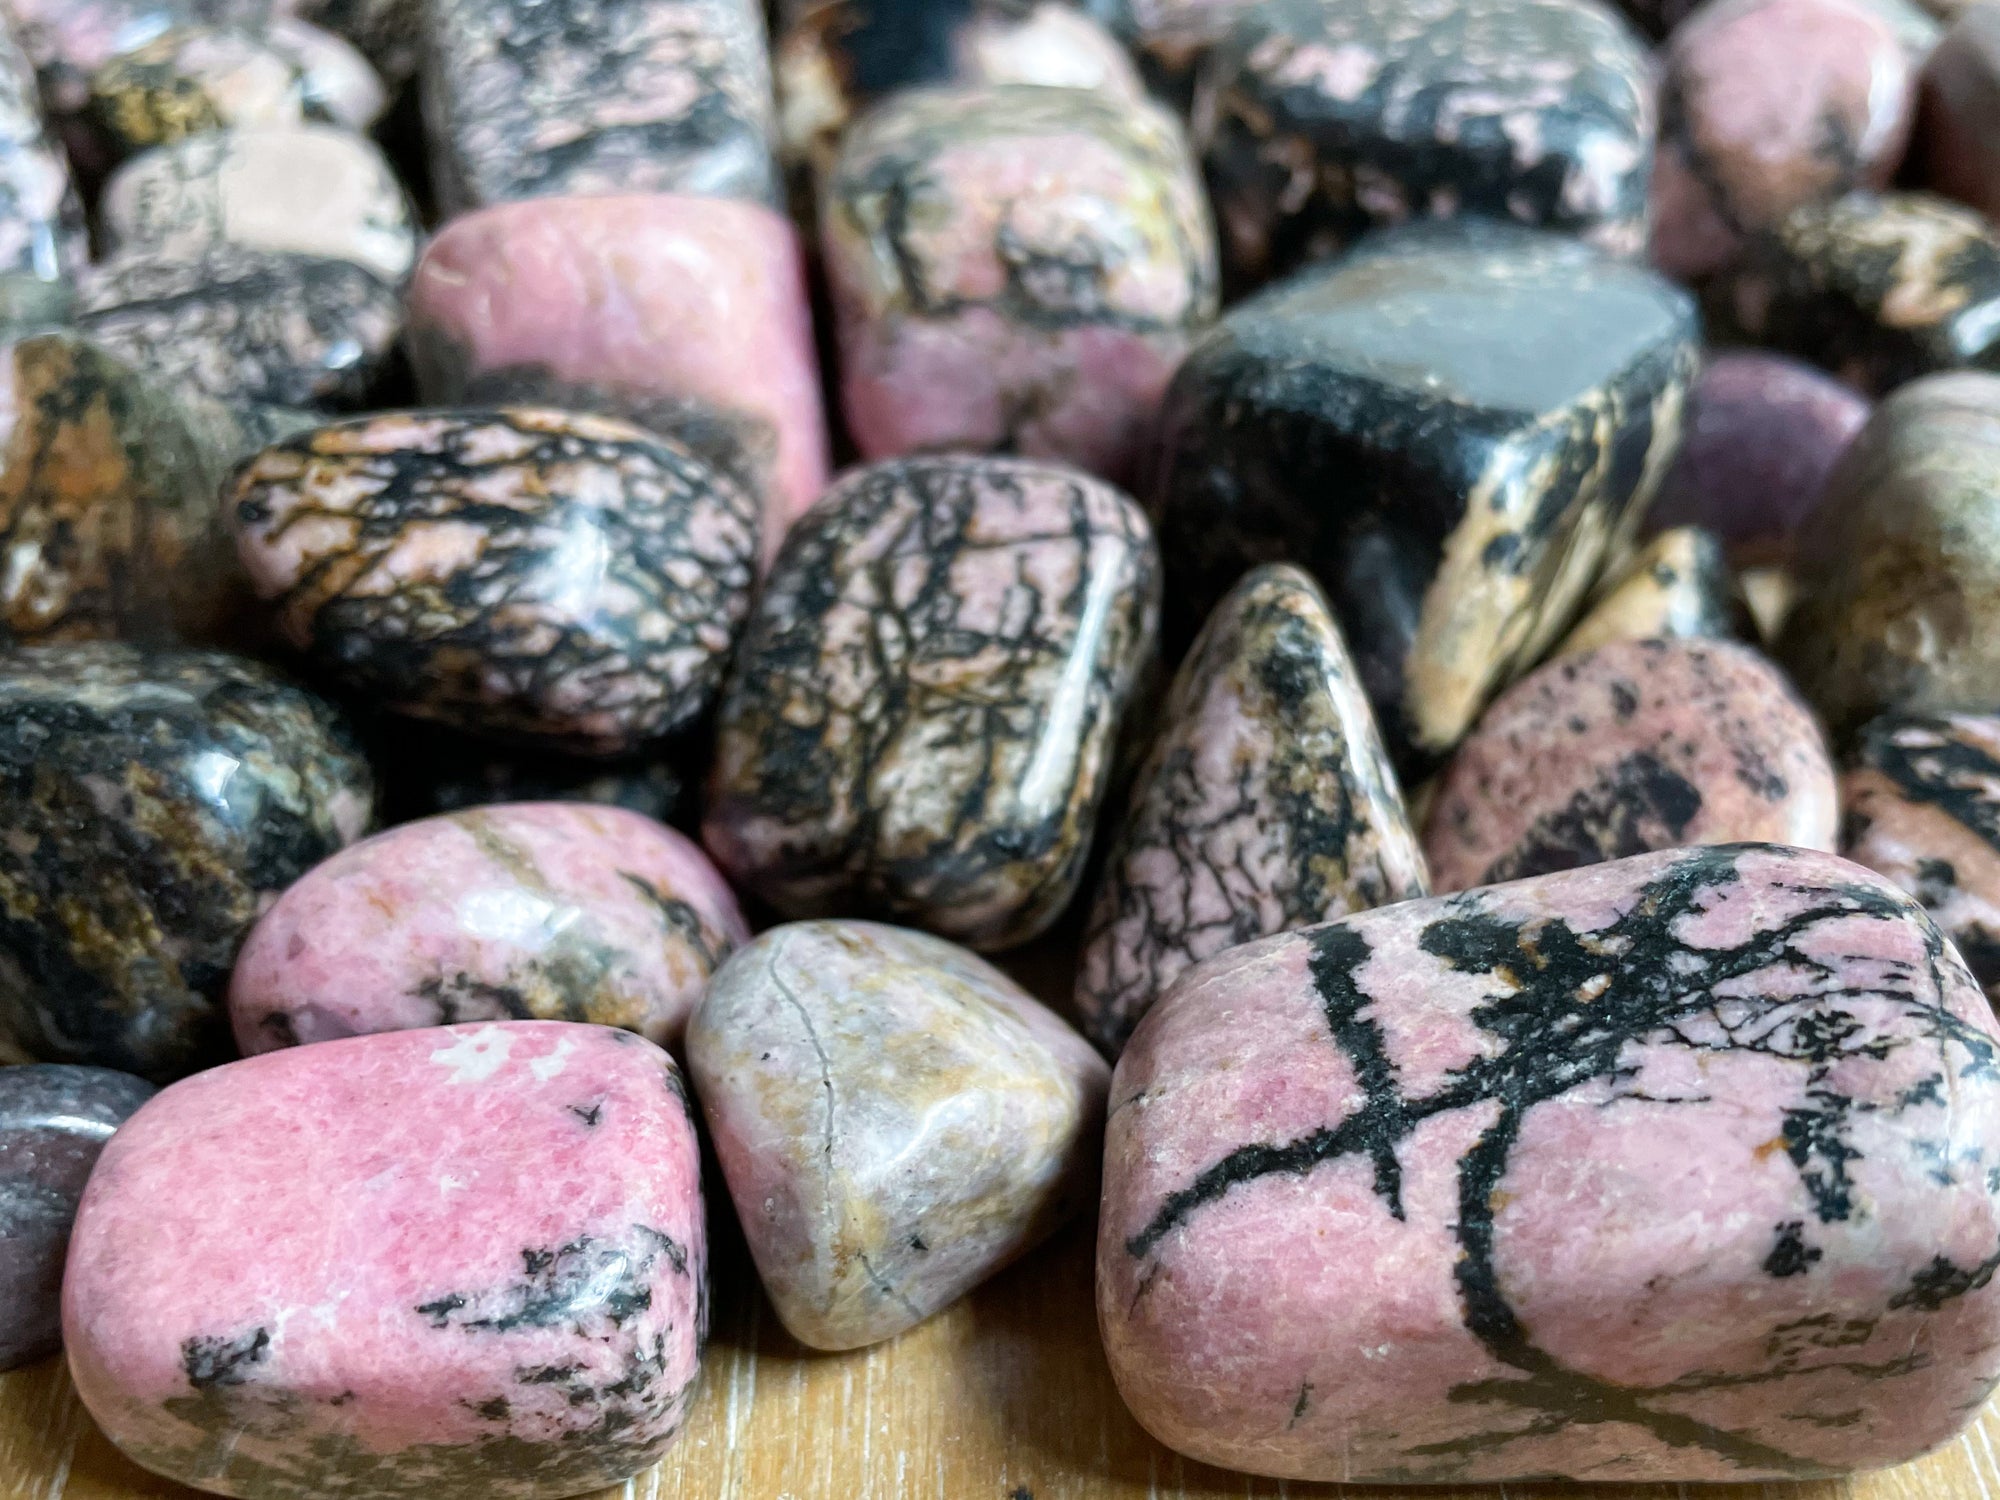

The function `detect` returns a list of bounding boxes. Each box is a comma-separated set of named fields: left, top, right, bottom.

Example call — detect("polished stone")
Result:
left=1553, top=527, right=1747, bottom=656
left=1917, top=3, right=2000, bottom=224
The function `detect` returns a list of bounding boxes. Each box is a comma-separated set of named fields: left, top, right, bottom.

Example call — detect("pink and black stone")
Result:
left=1100, top=843, right=2000, bottom=1482
left=1150, top=220, right=1698, bottom=768
left=65, top=1021, right=707, bottom=1498
left=1193, top=0, right=1654, bottom=289
left=0, top=1064, right=154, bottom=1370
left=703, top=454, right=1160, bottom=951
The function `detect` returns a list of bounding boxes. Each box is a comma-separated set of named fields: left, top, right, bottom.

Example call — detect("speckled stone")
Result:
left=1652, top=0, right=1914, bottom=282
left=66, top=1021, right=706, bottom=1499
left=1713, top=190, right=2000, bottom=396
left=1076, top=564, right=1428, bottom=1058
left=1917, top=3, right=2000, bottom=224
left=228, top=410, right=762, bottom=755
left=76, top=245, right=401, bottom=408
left=1422, top=638, right=1837, bottom=892
left=704, top=454, right=1159, bottom=950
left=0, top=25, right=84, bottom=292
left=1193, top=0, right=1655, bottom=289
left=7, top=0, right=262, bottom=118
left=1778, top=372, right=2000, bottom=737
left=1643, top=351, right=1871, bottom=565
left=422, top=0, right=777, bottom=214
left=688, top=920, right=1107, bottom=1350
left=0, top=1064, right=154, bottom=1370
left=823, top=84, right=1215, bottom=486
left=1100, top=843, right=2000, bottom=1482
left=231, top=804, right=747, bottom=1055
left=1553, top=527, right=1747, bottom=657
left=0, top=643, right=371, bottom=1080
left=100, top=126, right=417, bottom=281
left=1151, top=221, right=1699, bottom=767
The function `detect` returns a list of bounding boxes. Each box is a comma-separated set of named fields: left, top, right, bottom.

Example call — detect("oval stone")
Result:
left=0, top=1063, right=153, bottom=1370
left=687, top=920, right=1106, bottom=1350
left=65, top=1021, right=706, bottom=1499
left=228, top=410, right=762, bottom=755
left=1100, top=843, right=2000, bottom=1482
left=1423, top=638, right=1836, bottom=891
left=0, top=643, right=372, bottom=1080
left=1552, top=527, right=1747, bottom=657
left=1076, top=563, right=1429, bottom=1057
left=703, top=454, right=1159, bottom=950
left=1917, top=3, right=2000, bottom=224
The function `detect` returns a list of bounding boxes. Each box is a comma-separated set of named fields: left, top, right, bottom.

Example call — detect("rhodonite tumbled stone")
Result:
left=231, top=803, right=747, bottom=1054
left=1918, top=4, right=2000, bottom=223
left=1076, top=564, right=1429, bottom=1057
left=1151, top=221, right=1698, bottom=766
left=0, top=1064, right=153, bottom=1370
left=1194, top=0, right=1654, bottom=289
left=688, top=920, right=1106, bottom=1350
left=1553, top=526, right=1746, bottom=656
left=228, top=410, right=761, bottom=754
left=65, top=1021, right=706, bottom=1499
left=1100, top=843, right=2000, bottom=1482
left=0, top=643, right=371, bottom=1080
left=0, top=25, right=83, bottom=294
left=704, top=455, right=1159, bottom=950
left=823, top=84, right=1215, bottom=485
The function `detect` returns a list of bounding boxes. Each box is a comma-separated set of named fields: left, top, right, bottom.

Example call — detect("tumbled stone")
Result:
left=66, top=1021, right=706, bottom=1499
left=0, top=643, right=371, bottom=1080
left=1553, top=527, right=1746, bottom=656
left=1643, top=351, right=1870, bottom=565
left=423, top=0, right=776, bottom=213
left=1422, top=638, right=1837, bottom=891
left=1622, top=0, right=1936, bottom=41
left=1714, top=191, right=2000, bottom=395
left=1652, top=0, right=1914, bottom=283
left=284, top=0, right=419, bottom=84
left=7, top=0, right=267, bottom=118
left=1779, top=372, right=2000, bottom=736
left=1100, top=843, right=2000, bottom=1482
left=1151, top=221, right=1699, bottom=766
left=704, top=454, right=1159, bottom=950
left=232, top=803, right=747, bottom=1055
left=0, top=1064, right=153, bottom=1370
left=406, top=195, right=829, bottom=540
left=1917, top=3, right=2000, bottom=224
left=100, top=126, right=418, bottom=281
left=688, top=919, right=1106, bottom=1349
left=0, top=25, right=84, bottom=292
left=76, top=245, right=401, bottom=407
left=823, top=84, right=1214, bottom=486
left=262, top=13, right=384, bottom=126
left=229, top=410, right=761, bottom=754
left=1076, top=564, right=1428, bottom=1057
left=1194, top=0, right=1654, bottom=289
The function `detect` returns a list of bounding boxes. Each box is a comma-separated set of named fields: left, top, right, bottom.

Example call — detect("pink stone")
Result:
left=405, top=194, right=830, bottom=547
left=1099, top=843, right=2000, bottom=1483
left=64, top=1021, right=706, bottom=1498
left=230, top=803, right=749, bottom=1056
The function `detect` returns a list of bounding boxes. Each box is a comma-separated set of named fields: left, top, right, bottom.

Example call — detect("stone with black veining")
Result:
left=228, top=410, right=761, bottom=755
left=688, top=919, right=1107, bottom=1349
left=1917, top=4, right=2000, bottom=225
left=0, top=23, right=83, bottom=295
left=1076, top=564, right=1429, bottom=1058
left=0, top=1064, right=154, bottom=1370
left=1102, top=843, right=2000, bottom=1482
left=1193, top=0, right=1654, bottom=290
left=1151, top=220, right=1698, bottom=768
left=65, top=1021, right=706, bottom=1498
left=0, top=643, right=372, bottom=1080
left=704, top=454, right=1159, bottom=951
left=1552, top=526, right=1747, bottom=657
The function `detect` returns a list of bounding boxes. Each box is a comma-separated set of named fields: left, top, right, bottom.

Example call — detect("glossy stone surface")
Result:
left=66, top=1021, right=706, bottom=1499
left=1779, top=372, right=2000, bottom=737
left=1643, top=351, right=1871, bottom=565
left=1714, top=190, right=2000, bottom=395
left=1151, top=221, right=1699, bottom=766
left=0, top=1064, right=154, bottom=1370
left=1422, top=638, right=1837, bottom=892
left=0, top=24, right=83, bottom=291
left=0, top=643, right=371, bottom=1080
left=1918, top=3, right=2000, bottom=223
left=688, top=920, right=1107, bottom=1350
left=1076, top=564, right=1428, bottom=1058
left=232, top=803, right=747, bottom=1055
left=824, top=84, right=1214, bottom=486
left=1100, top=843, right=2000, bottom=1482
left=101, top=126, right=418, bottom=281
left=1553, top=527, right=1747, bottom=656
left=704, top=455, right=1159, bottom=951
left=1194, top=0, right=1654, bottom=288
left=423, top=0, right=777, bottom=213
left=406, top=195, right=829, bottom=540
